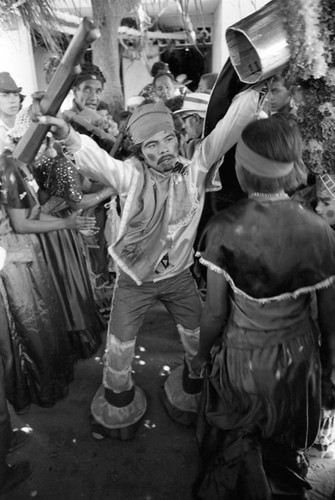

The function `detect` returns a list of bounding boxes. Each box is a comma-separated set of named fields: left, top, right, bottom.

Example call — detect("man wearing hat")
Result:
left=33, top=94, right=260, bottom=439
left=173, top=92, right=210, bottom=159
left=0, top=72, right=23, bottom=152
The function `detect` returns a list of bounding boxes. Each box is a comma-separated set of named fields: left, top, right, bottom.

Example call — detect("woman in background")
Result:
left=0, top=150, right=78, bottom=409
left=11, top=106, right=105, bottom=359
left=0, top=73, right=76, bottom=409
left=0, top=73, right=97, bottom=407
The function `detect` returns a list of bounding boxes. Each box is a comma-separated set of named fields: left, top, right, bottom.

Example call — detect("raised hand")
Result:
left=31, top=92, right=70, bottom=140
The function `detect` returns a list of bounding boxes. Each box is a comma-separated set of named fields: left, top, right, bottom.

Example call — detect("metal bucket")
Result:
left=226, top=0, right=290, bottom=84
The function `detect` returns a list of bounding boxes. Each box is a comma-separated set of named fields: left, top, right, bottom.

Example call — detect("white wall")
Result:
left=34, top=46, right=50, bottom=91
left=212, top=0, right=269, bottom=74
left=122, top=46, right=160, bottom=103
left=0, top=1, right=272, bottom=108
left=0, top=16, right=37, bottom=105
left=123, top=1, right=271, bottom=100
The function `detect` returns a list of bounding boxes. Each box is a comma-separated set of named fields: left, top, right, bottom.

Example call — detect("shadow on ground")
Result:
left=2, top=303, right=335, bottom=500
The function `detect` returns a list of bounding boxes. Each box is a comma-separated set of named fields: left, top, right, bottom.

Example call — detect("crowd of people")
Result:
left=0, top=52, right=334, bottom=500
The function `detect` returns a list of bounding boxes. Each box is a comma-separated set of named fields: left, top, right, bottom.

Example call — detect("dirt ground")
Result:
left=2, top=303, right=335, bottom=500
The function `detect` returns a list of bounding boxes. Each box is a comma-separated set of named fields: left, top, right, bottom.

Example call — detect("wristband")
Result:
left=54, top=124, right=71, bottom=141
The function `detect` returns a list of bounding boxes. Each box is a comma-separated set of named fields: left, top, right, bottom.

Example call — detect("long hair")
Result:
left=237, top=117, right=303, bottom=193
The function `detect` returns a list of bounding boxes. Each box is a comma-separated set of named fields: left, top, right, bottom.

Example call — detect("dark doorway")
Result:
left=161, top=45, right=212, bottom=92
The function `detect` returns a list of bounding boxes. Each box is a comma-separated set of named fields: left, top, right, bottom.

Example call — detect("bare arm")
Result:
left=7, top=207, right=96, bottom=234
left=200, top=88, right=259, bottom=168
left=69, top=186, right=115, bottom=211
left=30, top=105, right=133, bottom=192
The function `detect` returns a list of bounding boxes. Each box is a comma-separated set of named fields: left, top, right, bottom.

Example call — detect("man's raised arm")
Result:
left=200, top=87, right=260, bottom=168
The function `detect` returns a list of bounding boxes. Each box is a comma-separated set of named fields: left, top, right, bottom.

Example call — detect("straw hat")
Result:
left=173, top=93, right=210, bottom=119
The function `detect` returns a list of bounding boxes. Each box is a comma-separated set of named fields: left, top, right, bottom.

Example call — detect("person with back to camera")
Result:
left=191, top=116, right=335, bottom=500
left=31, top=82, right=261, bottom=440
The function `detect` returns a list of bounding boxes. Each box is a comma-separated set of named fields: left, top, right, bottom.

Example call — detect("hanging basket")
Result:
left=226, top=0, right=290, bottom=84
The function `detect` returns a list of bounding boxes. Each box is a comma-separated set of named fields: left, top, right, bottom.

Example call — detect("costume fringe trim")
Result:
left=204, top=157, right=223, bottom=193
left=106, top=164, right=142, bottom=285
left=168, top=180, right=199, bottom=233
left=107, top=246, right=142, bottom=285
left=117, top=164, right=140, bottom=240
left=197, top=255, right=335, bottom=304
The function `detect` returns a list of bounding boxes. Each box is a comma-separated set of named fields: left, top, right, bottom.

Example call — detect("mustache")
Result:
left=158, top=154, right=175, bottom=165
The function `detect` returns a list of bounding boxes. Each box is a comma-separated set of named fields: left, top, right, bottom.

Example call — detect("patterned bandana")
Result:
left=235, top=139, right=294, bottom=178
left=74, top=64, right=106, bottom=87
left=127, top=102, right=175, bottom=145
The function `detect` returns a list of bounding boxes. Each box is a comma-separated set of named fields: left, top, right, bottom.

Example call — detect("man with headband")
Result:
left=62, top=63, right=116, bottom=295
left=70, top=62, right=106, bottom=114
left=63, top=62, right=115, bottom=138
left=32, top=93, right=260, bottom=439
left=192, top=117, right=335, bottom=499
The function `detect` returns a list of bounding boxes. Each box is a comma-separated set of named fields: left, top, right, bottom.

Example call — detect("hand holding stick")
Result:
left=13, top=17, right=100, bottom=164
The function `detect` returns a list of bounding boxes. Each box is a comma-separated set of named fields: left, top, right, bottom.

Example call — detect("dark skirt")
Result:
left=0, top=232, right=73, bottom=410
left=194, top=299, right=320, bottom=499
left=38, top=228, right=103, bottom=359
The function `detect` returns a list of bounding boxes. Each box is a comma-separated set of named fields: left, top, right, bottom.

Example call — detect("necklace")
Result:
left=249, top=192, right=289, bottom=199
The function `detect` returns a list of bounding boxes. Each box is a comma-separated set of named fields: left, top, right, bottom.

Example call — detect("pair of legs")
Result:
left=91, top=269, right=203, bottom=434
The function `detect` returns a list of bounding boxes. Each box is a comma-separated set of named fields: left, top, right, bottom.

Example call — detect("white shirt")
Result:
left=0, top=118, right=9, bottom=153
left=64, top=88, right=259, bottom=283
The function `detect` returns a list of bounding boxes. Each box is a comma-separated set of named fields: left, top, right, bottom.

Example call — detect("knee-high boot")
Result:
left=163, top=325, right=202, bottom=426
left=91, top=334, right=146, bottom=432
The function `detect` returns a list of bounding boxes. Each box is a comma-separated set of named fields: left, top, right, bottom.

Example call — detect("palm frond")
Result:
left=0, top=0, right=62, bottom=52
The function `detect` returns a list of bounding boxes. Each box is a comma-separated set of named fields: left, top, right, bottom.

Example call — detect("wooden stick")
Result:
left=13, top=17, right=100, bottom=164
